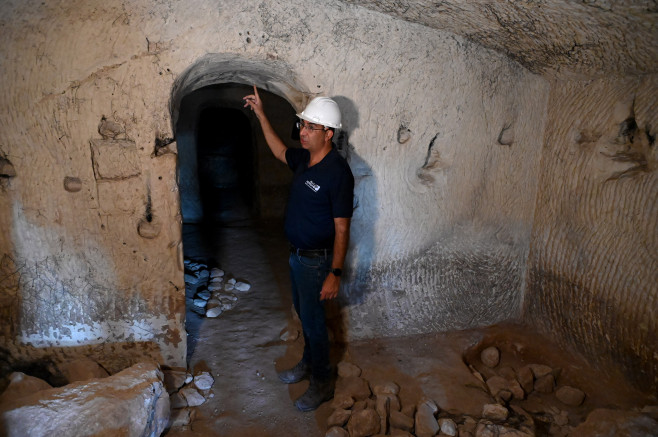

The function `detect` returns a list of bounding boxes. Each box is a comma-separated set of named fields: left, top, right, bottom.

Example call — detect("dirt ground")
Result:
left=165, top=221, right=655, bottom=437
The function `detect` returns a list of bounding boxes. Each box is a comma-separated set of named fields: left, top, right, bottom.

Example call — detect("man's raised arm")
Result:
left=243, top=85, right=288, bottom=163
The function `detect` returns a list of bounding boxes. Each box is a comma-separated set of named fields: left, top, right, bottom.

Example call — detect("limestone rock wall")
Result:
left=524, top=76, right=658, bottom=391
left=0, top=0, right=546, bottom=368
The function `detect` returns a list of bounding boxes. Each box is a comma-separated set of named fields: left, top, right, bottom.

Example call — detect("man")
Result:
left=243, top=86, right=354, bottom=412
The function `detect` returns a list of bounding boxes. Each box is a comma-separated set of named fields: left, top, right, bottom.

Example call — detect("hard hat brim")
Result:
left=296, top=113, right=342, bottom=130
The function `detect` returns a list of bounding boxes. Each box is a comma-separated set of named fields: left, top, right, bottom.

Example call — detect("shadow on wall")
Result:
left=332, top=96, right=378, bottom=307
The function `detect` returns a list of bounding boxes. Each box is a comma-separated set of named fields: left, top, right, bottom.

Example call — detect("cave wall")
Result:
left=524, top=76, right=658, bottom=390
left=0, top=0, right=547, bottom=370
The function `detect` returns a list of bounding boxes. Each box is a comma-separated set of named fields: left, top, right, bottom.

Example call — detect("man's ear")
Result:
left=325, top=129, right=334, bottom=142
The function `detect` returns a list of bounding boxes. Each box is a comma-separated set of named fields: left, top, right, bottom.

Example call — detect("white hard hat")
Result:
left=297, top=97, right=342, bottom=129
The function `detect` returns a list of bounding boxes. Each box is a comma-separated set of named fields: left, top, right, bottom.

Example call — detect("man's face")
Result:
left=298, top=120, right=332, bottom=151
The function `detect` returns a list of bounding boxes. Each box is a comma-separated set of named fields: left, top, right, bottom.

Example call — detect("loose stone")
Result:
left=415, top=402, right=439, bottom=437
left=208, top=283, right=223, bottom=292
left=528, top=364, right=553, bottom=378
left=534, top=374, right=555, bottom=393
left=234, top=281, right=251, bottom=292
left=194, top=371, right=214, bottom=390
left=439, top=418, right=457, bottom=436
left=206, top=307, right=222, bottom=317
left=193, top=299, right=207, bottom=308
left=517, top=365, right=534, bottom=394
left=331, top=393, right=355, bottom=409
left=327, top=408, right=352, bottom=427
left=389, top=410, right=414, bottom=432
left=337, top=361, right=362, bottom=378
left=196, top=289, right=211, bottom=300
left=373, top=381, right=400, bottom=396
left=180, top=387, right=205, bottom=407
left=482, top=403, right=509, bottom=421
left=335, top=376, right=371, bottom=401
left=555, top=385, right=585, bottom=406
left=210, top=267, right=224, bottom=278
left=481, top=346, right=501, bottom=368
left=325, top=426, right=349, bottom=437
left=347, top=408, right=380, bottom=437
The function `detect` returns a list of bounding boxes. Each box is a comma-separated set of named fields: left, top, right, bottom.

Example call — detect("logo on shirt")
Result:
left=305, top=180, right=320, bottom=192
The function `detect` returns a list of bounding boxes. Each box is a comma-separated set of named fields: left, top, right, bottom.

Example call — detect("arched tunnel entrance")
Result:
left=169, top=54, right=310, bottom=364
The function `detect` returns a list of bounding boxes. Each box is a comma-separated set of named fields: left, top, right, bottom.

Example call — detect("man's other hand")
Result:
left=320, top=273, right=340, bottom=300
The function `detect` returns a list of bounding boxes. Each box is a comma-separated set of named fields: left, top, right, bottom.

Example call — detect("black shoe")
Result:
left=294, top=378, right=334, bottom=412
left=277, top=361, right=310, bottom=384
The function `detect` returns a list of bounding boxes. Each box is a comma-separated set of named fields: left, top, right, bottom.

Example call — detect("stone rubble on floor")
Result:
left=325, top=345, right=657, bottom=437
left=162, top=366, right=216, bottom=430
left=184, top=257, right=252, bottom=319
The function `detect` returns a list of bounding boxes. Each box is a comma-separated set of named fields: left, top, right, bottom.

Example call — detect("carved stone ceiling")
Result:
left=339, top=0, right=658, bottom=78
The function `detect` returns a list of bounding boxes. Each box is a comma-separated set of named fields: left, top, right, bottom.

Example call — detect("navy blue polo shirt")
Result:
left=285, top=147, right=354, bottom=250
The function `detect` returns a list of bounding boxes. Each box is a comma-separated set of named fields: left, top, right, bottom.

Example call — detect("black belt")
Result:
left=289, top=245, right=332, bottom=258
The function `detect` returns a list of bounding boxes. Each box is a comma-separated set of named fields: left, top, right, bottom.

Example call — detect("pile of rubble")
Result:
left=162, top=366, right=215, bottom=429
left=325, top=345, right=658, bottom=437
left=184, top=258, right=251, bottom=318
left=325, top=360, right=521, bottom=437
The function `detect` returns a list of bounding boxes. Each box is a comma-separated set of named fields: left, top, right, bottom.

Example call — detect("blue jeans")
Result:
left=289, top=252, right=332, bottom=381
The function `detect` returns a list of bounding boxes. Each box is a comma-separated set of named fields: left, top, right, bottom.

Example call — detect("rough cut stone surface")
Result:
left=555, top=386, right=585, bottom=406
left=347, top=408, right=380, bottom=437
left=0, top=372, right=52, bottom=404
left=0, top=362, right=169, bottom=437
left=480, top=346, right=500, bottom=368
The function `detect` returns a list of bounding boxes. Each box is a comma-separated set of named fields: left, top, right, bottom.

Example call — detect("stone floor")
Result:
left=164, top=220, right=656, bottom=437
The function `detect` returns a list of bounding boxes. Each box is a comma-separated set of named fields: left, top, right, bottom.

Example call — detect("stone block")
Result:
left=0, top=362, right=169, bottom=437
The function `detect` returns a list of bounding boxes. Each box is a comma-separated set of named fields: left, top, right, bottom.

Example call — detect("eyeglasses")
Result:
left=296, top=121, right=326, bottom=131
